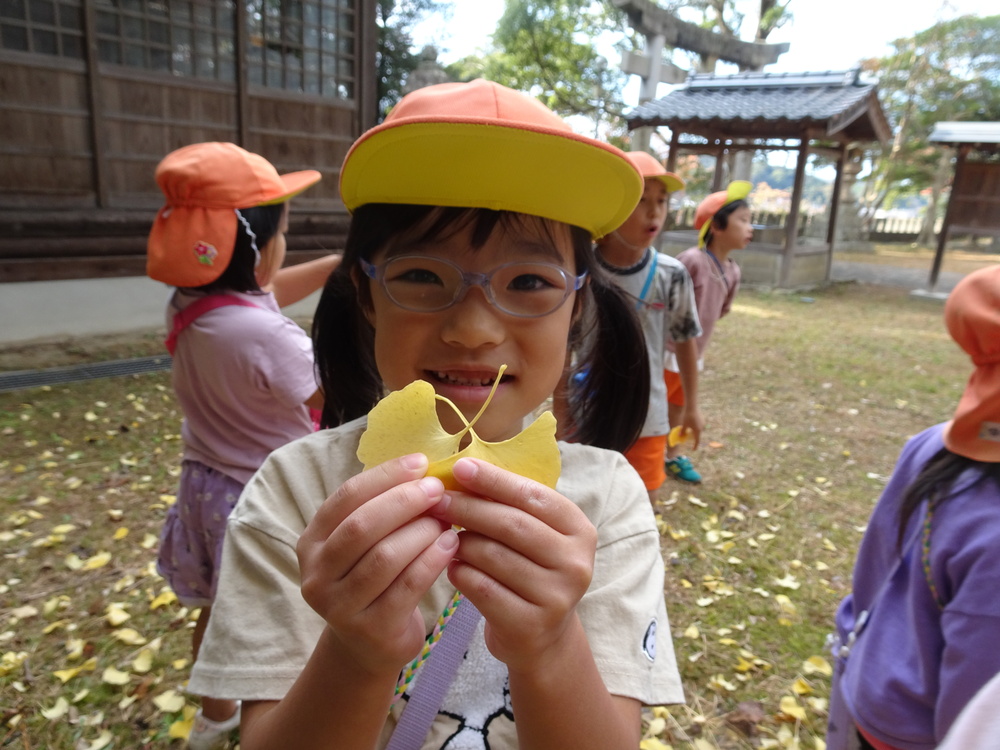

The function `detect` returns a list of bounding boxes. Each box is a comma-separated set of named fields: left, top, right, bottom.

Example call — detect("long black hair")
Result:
left=897, top=447, right=1000, bottom=548
left=312, top=203, right=650, bottom=453
left=190, top=203, right=286, bottom=294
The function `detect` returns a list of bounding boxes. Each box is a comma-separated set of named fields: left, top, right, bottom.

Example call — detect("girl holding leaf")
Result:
left=187, top=80, right=683, bottom=749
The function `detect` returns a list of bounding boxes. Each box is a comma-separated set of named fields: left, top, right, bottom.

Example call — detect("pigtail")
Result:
left=311, top=260, right=381, bottom=429
left=564, top=261, right=650, bottom=452
left=896, top=448, right=1000, bottom=550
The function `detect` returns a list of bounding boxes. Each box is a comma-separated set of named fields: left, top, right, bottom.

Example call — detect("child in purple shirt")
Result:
left=827, top=265, right=1000, bottom=750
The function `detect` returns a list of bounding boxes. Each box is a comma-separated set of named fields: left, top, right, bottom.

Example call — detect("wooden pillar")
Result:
left=358, top=0, right=379, bottom=131
left=781, top=137, right=810, bottom=288
left=825, top=142, right=847, bottom=282
left=712, top=142, right=726, bottom=191
left=81, top=0, right=109, bottom=208
left=234, top=0, right=249, bottom=147
left=929, top=144, right=968, bottom=291
left=665, top=128, right=680, bottom=174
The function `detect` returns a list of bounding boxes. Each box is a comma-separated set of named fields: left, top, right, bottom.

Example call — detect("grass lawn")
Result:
left=0, top=280, right=969, bottom=748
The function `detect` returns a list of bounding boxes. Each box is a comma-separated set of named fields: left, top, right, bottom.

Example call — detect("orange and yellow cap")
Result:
left=623, top=151, right=684, bottom=193
left=339, top=79, right=643, bottom=239
left=695, top=180, right=753, bottom=248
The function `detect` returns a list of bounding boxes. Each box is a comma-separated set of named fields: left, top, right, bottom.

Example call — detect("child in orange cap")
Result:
left=826, top=265, right=1000, bottom=750
left=146, top=142, right=338, bottom=749
left=591, top=149, right=703, bottom=490
left=188, top=81, right=683, bottom=749
left=663, top=180, right=753, bottom=483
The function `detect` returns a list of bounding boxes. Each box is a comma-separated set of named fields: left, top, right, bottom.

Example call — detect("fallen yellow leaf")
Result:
left=102, top=666, right=131, bottom=685
left=132, top=649, right=153, bottom=673
left=803, top=655, right=832, bottom=677
left=154, top=689, right=188, bottom=713
left=41, top=696, right=69, bottom=720
left=779, top=695, right=807, bottom=720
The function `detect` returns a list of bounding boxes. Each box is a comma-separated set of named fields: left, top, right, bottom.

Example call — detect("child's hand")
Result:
left=678, top=405, right=704, bottom=450
left=295, top=453, right=458, bottom=676
left=429, top=457, right=597, bottom=674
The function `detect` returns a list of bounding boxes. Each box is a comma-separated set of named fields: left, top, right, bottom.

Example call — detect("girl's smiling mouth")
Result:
left=427, top=369, right=510, bottom=388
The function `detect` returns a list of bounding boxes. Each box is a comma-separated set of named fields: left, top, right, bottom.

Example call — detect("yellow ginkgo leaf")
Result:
left=792, top=677, right=813, bottom=695
left=803, top=655, right=832, bottom=677
left=357, top=367, right=561, bottom=490
left=667, top=425, right=693, bottom=448
left=102, top=666, right=130, bottom=685
left=779, top=695, right=807, bottom=720
left=154, top=689, right=188, bottom=713
left=167, top=707, right=197, bottom=739
left=41, top=696, right=69, bottom=720
left=150, top=589, right=177, bottom=610
left=105, top=604, right=130, bottom=626
left=81, top=551, right=112, bottom=570
left=132, top=649, right=153, bottom=674
left=82, top=729, right=113, bottom=750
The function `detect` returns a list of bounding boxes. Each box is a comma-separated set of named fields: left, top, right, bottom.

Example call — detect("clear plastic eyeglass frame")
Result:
left=359, top=255, right=587, bottom=318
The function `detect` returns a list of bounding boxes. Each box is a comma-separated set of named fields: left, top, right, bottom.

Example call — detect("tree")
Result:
left=860, top=15, right=1000, bottom=243
left=449, top=0, right=628, bottom=133
left=376, top=0, right=452, bottom=120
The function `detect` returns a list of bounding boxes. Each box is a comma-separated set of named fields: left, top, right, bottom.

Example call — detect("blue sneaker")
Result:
left=665, top=455, right=701, bottom=484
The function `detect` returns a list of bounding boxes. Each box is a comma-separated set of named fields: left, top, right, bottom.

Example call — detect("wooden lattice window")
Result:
left=92, top=0, right=237, bottom=80
left=0, top=0, right=85, bottom=58
left=247, top=0, right=356, bottom=99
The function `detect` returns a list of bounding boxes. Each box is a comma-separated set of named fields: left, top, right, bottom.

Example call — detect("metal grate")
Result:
left=0, top=355, right=172, bottom=394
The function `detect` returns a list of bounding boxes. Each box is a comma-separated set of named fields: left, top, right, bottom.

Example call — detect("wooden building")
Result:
left=627, top=68, right=891, bottom=289
left=927, top=121, right=1000, bottom=292
left=0, top=0, right=378, bottom=282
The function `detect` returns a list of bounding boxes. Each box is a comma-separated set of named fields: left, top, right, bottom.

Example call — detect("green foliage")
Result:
left=449, top=0, right=628, bottom=128
left=376, top=0, right=452, bottom=119
left=861, top=15, right=1000, bottom=216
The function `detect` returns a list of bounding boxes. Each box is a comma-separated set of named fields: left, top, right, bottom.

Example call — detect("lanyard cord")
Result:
left=705, top=249, right=729, bottom=295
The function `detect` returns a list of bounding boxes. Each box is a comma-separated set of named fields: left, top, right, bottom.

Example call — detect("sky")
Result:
left=412, top=0, right=997, bottom=107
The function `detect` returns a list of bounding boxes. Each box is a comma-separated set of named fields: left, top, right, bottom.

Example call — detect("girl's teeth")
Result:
left=434, top=371, right=494, bottom=387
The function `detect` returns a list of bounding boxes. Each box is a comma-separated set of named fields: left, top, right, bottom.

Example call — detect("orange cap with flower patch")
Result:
left=147, top=142, right=321, bottom=287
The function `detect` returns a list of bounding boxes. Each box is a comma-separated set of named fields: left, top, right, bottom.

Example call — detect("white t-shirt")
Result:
left=190, top=418, right=684, bottom=748
left=598, top=249, right=702, bottom=437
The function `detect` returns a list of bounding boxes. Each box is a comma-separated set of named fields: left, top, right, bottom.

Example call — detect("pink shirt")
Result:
left=665, top=247, right=740, bottom=368
left=168, top=290, right=317, bottom=485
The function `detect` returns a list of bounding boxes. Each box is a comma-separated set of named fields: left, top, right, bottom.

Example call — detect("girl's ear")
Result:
left=255, top=236, right=277, bottom=290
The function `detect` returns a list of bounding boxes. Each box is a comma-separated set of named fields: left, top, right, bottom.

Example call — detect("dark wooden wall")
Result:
left=0, top=0, right=376, bottom=282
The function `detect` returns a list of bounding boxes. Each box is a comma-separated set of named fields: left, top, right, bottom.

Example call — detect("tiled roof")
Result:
left=626, top=68, right=891, bottom=144
left=929, top=121, right=1000, bottom=148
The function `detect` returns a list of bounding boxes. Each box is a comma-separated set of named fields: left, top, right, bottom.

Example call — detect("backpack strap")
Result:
left=164, top=294, right=262, bottom=355
left=385, top=595, right=482, bottom=750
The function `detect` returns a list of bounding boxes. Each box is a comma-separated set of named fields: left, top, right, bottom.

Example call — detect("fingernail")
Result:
left=402, top=453, right=428, bottom=471
left=418, top=476, right=444, bottom=498
left=437, top=528, right=459, bottom=552
left=452, top=458, right=478, bottom=482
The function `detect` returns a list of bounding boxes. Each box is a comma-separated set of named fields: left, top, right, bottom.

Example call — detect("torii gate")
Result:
left=614, top=0, right=789, bottom=151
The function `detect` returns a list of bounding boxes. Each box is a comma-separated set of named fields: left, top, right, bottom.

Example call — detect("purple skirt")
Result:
left=156, top=460, right=244, bottom=607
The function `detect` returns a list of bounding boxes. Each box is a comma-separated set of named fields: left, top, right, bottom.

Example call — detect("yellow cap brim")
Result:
left=697, top=180, right=753, bottom=248
left=340, top=122, right=643, bottom=239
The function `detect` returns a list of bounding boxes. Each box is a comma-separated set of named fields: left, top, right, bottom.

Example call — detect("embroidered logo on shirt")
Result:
left=979, top=421, right=1000, bottom=443
left=194, top=242, right=218, bottom=266
left=642, top=619, right=657, bottom=661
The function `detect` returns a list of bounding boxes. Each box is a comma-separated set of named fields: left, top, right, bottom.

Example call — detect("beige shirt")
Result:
left=190, top=417, right=684, bottom=748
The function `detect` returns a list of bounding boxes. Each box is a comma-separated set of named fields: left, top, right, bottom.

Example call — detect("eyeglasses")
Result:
left=359, top=255, right=587, bottom=318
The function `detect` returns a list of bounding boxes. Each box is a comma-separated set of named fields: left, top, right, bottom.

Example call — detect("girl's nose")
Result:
left=439, top=286, right=507, bottom=348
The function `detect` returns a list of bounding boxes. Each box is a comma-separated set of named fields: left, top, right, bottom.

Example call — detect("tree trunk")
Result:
left=917, top=149, right=952, bottom=247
